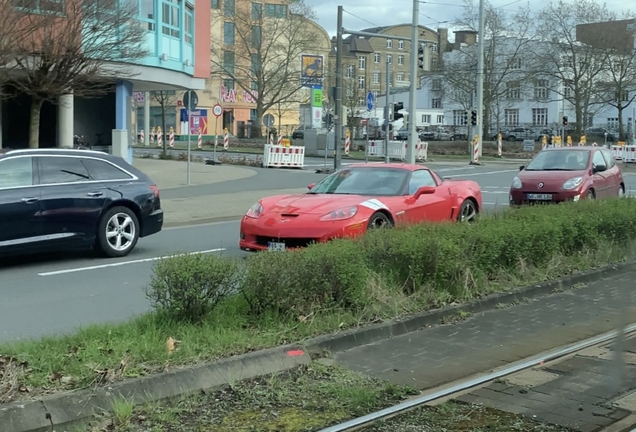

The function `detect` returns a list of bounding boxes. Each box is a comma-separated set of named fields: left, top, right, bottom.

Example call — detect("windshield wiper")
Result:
left=542, top=168, right=575, bottom=171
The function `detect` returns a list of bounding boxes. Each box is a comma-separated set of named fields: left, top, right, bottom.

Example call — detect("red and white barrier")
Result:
left=223, top=131, right=229, bottom=149
left=622, top=146, right=636, bottom=163
left=198, top=128, right=202, bottom=149
left=157, top=128, right=163, bottom=147
left=262, top=144, right=305, bottom=168
left=169, top=129, right=174, bottom=148
left=473, top=139, right=479, bottom=163
left=269, top=134, right=274, bottom=145
left=276, top=134, right=282, bottom=146
left=497, top=138, right=502, bottom=156
left=139, top=129, right=145, bottom=144
left=367, top=140, right=383, bottom=156
left=612, top=145, right=624, bottom=161
left=417, top=140, right=428, bottom=161
left=592, top=142, right=598, bottom=146
left=345, top=134, right=350, bottom=155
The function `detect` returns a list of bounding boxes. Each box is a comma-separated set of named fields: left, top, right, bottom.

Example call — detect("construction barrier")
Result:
left=276, top=135, right=282, bottom=146
left=262, top=144, right=305, bottom=168
left=169, top=127, right=174, bottom=148
left=417, top=140, right=428, bottom=161
left=269, top=134, right=274, bottom=145
left=387, top=141, right=407, bottom=159
left=140, top=129, right=145, bottom=144
left=472, top=136, right=479, bottom=163
left=497, top=138, right=502, bottom=156
left=198, top=128, right=202, bottom=149
left=151, top=127, right=155, bottom=145
left=612, top=145, right=624, bottom=160
left=344, top=129, right=351, bottom=155
left=367, top=140, right=383, bottom=156
left=622, top=146, right=636, bottom=163
left=157, top=127, right=163, bottom=147
left=223, top=128, right=229, bottom=149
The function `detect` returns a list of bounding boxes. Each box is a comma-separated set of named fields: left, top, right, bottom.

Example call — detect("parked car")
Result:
left=535, top=129, right=555, bottom=143
left=292, top=128, right=305, bottom=139
left=239, top=163, right=482, bottom=251
left=498, top=128, right=535, bottom=141
left=509, top=146, right=623, bottom=205
left=0, top=148, right=163, bottom=258
left=585, top=127, right=616, bottom=143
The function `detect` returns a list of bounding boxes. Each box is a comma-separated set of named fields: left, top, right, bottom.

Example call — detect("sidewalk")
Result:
left=331, top=271, right=636, bottom=431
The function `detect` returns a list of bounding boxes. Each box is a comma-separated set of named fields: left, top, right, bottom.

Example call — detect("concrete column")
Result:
left=144, top=91, right=150, bottom=146
left=113, top=81, right=133, bottom=164
left=57, top=93, right=74, bottom=148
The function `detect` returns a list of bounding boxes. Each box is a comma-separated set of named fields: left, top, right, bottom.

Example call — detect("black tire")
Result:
left=586, top=189, right=595, bottom=200
left=367, top=212, right=393, bottom=230
left=97, top=206, right=140, bottom=257
left=618, top=184, right=626, bottom=198
left=457, top=199, right=478, bottom=223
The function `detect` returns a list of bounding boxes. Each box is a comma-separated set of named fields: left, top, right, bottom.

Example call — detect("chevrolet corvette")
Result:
left=239, top=163, right=483, bottom=251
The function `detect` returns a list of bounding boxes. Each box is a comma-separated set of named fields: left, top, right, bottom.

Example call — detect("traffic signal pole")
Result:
left=475, top=0, right=486, bottom=160
left=406, top=0, right=419, bottom=164
left=334, top=6, right=344, bottom=171
left=384, top=60, right=390, bottom=163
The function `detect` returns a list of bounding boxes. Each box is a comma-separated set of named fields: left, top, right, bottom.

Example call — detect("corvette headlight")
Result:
left=245, top=202, right=263, bottom=218
left=562, top=177, right=583, bottom=190
left=512, top=177, right=522, bottom=189
left=319, top=206, right=358, bottom=221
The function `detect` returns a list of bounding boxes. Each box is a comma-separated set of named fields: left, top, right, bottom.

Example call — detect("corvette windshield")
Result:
left=309, top=168, right=409, bottom=196
left=525, top=150, right=590, bottom=171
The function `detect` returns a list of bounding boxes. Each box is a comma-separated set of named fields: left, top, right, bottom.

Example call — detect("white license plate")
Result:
left=527, top=193, right=552, bottom=200
left=268, top=242, right=286, bottom=251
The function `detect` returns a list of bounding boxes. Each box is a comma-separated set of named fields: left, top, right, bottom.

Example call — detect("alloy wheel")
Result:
left=106, top=213, right=136, bottom=251
left=460, top=201, right=477, bottom=223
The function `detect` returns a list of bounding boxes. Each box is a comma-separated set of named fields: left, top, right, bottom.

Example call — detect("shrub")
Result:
left=240, top=240, right=369, bottom=317
left=145, top=253, right=240, bottom=323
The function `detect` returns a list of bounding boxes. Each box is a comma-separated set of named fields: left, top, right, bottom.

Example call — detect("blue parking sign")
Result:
left=366, top=92, right=374, bottom=111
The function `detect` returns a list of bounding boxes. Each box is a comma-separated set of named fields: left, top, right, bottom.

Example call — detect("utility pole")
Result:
left=406, top=0, right=419, bottom=164
left=384, top=59, right=390, bottom=163
left=334, top=6, right=344, bottom=171
left=475, top=0, right=485, bottom=159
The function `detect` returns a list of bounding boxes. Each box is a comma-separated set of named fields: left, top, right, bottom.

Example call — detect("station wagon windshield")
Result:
left=525, top=150, right=590, bottom=171
left=308, top=168, right=409, bottom=196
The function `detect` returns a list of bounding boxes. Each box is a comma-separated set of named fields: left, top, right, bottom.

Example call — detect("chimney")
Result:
left=454, top=30, right=478, bottom=49
left=437, top=27, right=449, bottom=53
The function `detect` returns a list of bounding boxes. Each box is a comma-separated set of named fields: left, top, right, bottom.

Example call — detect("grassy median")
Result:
left=1, top=199, right=635, bottom=403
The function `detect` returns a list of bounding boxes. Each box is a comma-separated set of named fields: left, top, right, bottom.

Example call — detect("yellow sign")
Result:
left=300, top=54, right=324, bottom=79
left=497, top=133, right=502, bottom=141
left=542, top=135, right=547, bottom=144
left=566, top=135, right=572, bottom=146
left=618, top=141, right=626, bottom=146
left=169, top=127, right=174, bottom=133
left=151, top=127, right=156, bottom=132
left=580, top=135, right=587, bottom=144
left=345, top=129, right=350, bottom=138
left=224, top=127, right=229, bottom=134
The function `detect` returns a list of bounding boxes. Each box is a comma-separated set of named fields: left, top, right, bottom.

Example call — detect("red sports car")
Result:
left=509, top=146, right=624, bottom=205
left=239, top=163, right=483, bottom=251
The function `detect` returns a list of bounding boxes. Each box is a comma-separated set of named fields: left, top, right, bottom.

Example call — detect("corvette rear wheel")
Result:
left=458, top=199, right=478, bottom=223
left=367, top=212, right=392, bottom=229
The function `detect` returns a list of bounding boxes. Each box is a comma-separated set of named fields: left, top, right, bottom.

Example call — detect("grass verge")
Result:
left=82, top=364, right=572, bottom=432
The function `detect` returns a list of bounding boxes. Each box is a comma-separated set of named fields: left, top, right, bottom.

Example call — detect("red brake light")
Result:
left=149, top=185, right=160, bottom=198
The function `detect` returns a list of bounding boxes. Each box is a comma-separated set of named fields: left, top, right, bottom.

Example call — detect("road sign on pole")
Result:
left=183, top=90, right=198, bottom=111
left=366, top=91, right=374, bottom=112
left=212, top=103, right=223, bottom=117
left=263, top=113, right=275, bottom=127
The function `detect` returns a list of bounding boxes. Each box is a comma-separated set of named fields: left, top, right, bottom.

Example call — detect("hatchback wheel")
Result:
left=618, top=185, right=626, bottom=198
left=586, top=189, right=595, bottom=200
left=97, top=206, right=140, bottom=257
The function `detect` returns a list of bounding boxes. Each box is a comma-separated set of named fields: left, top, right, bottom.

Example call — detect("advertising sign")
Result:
left=181, top=109, right=209, bottom=134
left=219, top=86, right=257, bottom=104
left=300, top=54, right=324, bottom=88
left=311, top=86, right=323, bottom=129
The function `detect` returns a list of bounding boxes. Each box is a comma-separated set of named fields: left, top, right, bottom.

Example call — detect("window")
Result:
left=506, top=82, right=520, bottom=99
left=386, top=39, right=392, bottom=48
left=251, top=81, right=258, bottom=90
left=374, top=53, right=380, bottom=63
left=509, top=58, right=522, bottom=69
left=397, top=55, right=404, bottom=65
left=608, top=118, right=619, bottom=129
left=265, top=3, right=286, bottom=17
left=81, top=159, right=132, bottom=181
left=408, top=170, right=437, bottom=194
left=211, top=0, right=219, bottom=8
left=140, top=0, right=155, bottom=30
left=358, top=76, right=365, bottom=90
left=358, top=97, right=365, bottom=106
left=436, top=115, right=444, bottom=123
left=432, top=79, right=441, bottom=90
left=346, top=65, right=354, bottom=78
left=38, top=157, right=89, bottom=185
left=185, top=5, right=194, bottom=44
left=534, top=79, right=549, bottom=99
left=601, top=148, right=616, bottom=168
left=12, top=0, right=64, bottom=14
left=251, top=26, right=261, bottom=48
left=620, top=90, right=629, bottom=101
left=592, top=151, right=606, bottom=168
left=161, top=0, right=180, bottom=38
left=431, top=98, right=441, bottom=108
left=251, top=54, right=261, bottom=73
left=504, top=109, right=519, bottom=126
left=251, top=2, right=261, bottom=19
left=373, top=90, right=379, bottom=100
left=373, top=71, right=381, bottom=84
left=396, top=73, right=404, bottom=82
left=358, top=56, right=366, bottom=70
left=0, top=157, right=33, bottom=189
left=431, top=43, right=438, bottom=53
left=223, top=22, right=235, bottom=45
left=532, top=108, right=548, bottom=126
left=223, top=78, right=234, bottom=89
left=250, top=109, right=257, bottom=120
left=422, top=114, right=431, bottom=123
left=223, top=0, right=234, bottom=16
left=453, top=110, right=467, bottom=125
left=398, top=40, right=404, bottom=50
left=386, top=54, right=392, bottom=64
left=223, top=50, right=235, bottom=74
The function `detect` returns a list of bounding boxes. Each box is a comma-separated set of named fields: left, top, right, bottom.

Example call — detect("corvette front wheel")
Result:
left=367, top=212, right=393, bottom=229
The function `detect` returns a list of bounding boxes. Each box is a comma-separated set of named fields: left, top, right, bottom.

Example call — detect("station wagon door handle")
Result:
left=21, top=197, right=39, bottom=204
left=87, top=192, right=103, bottom=197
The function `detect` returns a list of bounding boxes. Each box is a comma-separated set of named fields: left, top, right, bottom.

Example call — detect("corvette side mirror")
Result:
left=307, top=183, right=315, bottom=190
left=414, top=186, right=435, bottom=199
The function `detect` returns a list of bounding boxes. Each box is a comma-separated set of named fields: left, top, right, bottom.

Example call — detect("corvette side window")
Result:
left=408, top=170, right=436, bottom=194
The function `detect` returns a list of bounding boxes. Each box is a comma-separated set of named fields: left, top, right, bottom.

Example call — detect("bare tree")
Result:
left=8, top=0, right=149, bottom=148
left=342, top=77, right=364, bottom=136
left=151, top=91, right=177, bottom=155
left=211, top=0, right=322, bottom=136
left=430, top=0, right=535, bottom=138
left=532, top=0, right=615, bottom=135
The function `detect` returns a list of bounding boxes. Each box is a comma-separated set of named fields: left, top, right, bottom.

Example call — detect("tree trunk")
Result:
left=574, top=102, right=583, bottom=136
left=617, top=104, right=624, bottom=140
left=255, top=103, right=264, bottom=138
left=29, top=98, right=44, bottom=148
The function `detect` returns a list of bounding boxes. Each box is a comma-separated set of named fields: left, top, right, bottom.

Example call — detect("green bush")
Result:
left=239, top=239, right=369, bottom=317
left=145, top=253, right=240, bottom=323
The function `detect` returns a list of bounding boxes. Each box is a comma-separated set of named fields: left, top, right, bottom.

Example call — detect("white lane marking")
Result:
left=483, top=202, right=509, bottom=205
left=38, top=248, right=227, bottom=277
left=482, top=191, right=509, bottom=194
left=444, top=169, right=518, bottom=178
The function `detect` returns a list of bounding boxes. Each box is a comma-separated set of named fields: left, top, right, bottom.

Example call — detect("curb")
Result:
left=1, top=262, right=631, bottom=432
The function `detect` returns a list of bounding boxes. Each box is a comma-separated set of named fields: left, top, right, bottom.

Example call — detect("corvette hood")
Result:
left=264, top=194, right=384, bottom=215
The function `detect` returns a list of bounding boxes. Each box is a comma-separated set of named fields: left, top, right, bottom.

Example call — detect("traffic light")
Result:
left=562, top=116, right=568, bottom=126
left=418, top=46, right=424, bottom=70
left=462, top=111, right=468, bottom=125
left=470, top=110, right=477, bottom=126
left=393, top=102, right=404, bottom=121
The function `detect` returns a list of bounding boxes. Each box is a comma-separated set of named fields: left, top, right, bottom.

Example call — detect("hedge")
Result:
left=146, top=198, right=636, bottom=322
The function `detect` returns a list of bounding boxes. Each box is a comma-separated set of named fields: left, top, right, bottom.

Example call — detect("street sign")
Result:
left=366, top=91, right=374, bottom=111
left=212, top=103, right=223, bottom=117
left=263, top=113, right=275, bottom=127
left=183, top=90, right=198, bottom=111
left=523, top=139, right=534, bottom=152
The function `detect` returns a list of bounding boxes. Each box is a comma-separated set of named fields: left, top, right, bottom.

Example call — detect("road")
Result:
left=2, top=164, right=636, bottom=343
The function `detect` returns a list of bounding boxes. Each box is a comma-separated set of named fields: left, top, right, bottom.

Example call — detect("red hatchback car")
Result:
left=509, top=146, right=624, bottom=205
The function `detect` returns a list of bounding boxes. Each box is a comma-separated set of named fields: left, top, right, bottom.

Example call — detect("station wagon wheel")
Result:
left=97, top=206, right=140, bottom=257
left=458, top=199, right=478, bottom=223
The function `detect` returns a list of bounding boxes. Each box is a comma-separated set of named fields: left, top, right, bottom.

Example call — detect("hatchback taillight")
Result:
left=149, top=184, right=160, bottom=198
